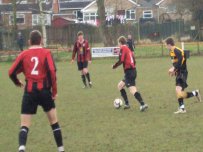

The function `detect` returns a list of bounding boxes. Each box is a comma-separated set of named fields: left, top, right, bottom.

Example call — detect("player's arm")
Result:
left=86, top=41, right=92, bottom=62
left=8, top=55, right=23, bottom=87
left=71, top=42, right=77, bottom=63
left=46, top=52, right=57, bottom=99
left=113, top=49, right=124, bottom=69
left=173, top=49, right=183, bottom=71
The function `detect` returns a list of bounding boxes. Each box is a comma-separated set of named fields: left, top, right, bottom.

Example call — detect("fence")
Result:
left=1, top=19, right=197, bottom=51
left=0, top=20, right=202, bottom=62
left=139, top=19, right=185, bottom=40
left=1, top=42, right=203, bottom=62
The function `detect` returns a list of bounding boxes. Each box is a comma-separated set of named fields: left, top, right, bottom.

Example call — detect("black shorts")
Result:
left=122, top=69, right=137, bottom=88
left=176, top=70, right=188, bottom=89
left=21, top=88, right=55, bottom=114
left=77, top=61, right=88, bottom=71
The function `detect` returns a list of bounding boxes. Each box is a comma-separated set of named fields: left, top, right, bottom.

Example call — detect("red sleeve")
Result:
left=46, top=52, right=57, bottom=97
left=72, top=42, right=77, bottom=60
left=86, top=41, right=91, bottom=61
left=8, top=54, right=23, bottom=86
left=113, top=49, right=123, bottom=69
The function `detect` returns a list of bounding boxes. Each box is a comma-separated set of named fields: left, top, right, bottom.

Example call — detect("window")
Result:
left=73, top=10, right=83, bottom=21
left=9, top=14, right=25, bottom=25
left=125, top=10, right=136, bottom=20
left=83, top=13, right=98, bottom=22
left=143, top=10, right=153, bottom=19
left=32, top=14, right=51, bottom=26
left=20, top=0, right=28, bottom=4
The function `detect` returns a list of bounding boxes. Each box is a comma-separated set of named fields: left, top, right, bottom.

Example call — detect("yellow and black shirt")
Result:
left=170, top=46, right=187, bottom=71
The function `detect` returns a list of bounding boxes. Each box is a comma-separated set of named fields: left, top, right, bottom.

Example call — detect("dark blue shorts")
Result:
left=21, top=88, right=55, bottom=114
left=122, top=69, right=137, bottom=88
left=77, top=61, right=88, bottom=71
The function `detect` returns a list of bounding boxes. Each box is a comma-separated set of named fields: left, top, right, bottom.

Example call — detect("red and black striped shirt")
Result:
left=113, top=45, right=136, bottom=71
left=8, top=47, right=57, bottom=97
left=72, top=40, right=91, bottom=62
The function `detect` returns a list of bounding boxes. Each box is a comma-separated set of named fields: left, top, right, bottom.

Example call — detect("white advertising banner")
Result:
left=91, top=47, right=120, bottom=58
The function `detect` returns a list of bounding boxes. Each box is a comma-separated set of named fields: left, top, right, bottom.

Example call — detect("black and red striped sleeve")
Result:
left=46, top=51, right=57, bottom=97
left=86, top=41, right=92, bottom=61
left=8, top=54, right=23, bottom=86
left=72, top=42, right=77, bottom=60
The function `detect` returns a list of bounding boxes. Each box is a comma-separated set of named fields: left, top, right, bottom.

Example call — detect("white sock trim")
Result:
left=180, top=105, right=185, bottom=109
left=192, top=91, right=197, bottom=96
left=21, top=128, right=28, bottom=133
left=19, top=145, right=26, bottom=151
left=53, top=128, right=61, bottom=132
left=58, top=146, right=64, bottom=152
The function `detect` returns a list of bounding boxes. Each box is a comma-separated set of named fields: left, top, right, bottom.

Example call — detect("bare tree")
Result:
left=38, top=0, right=47, bottom=47
left=12, top=0, right=48, bottom=47
left=96, top=0, right=113, bottom=46
left=176, top=0, right=203, bottom=25
left=175, top=0, right=203, bottom=39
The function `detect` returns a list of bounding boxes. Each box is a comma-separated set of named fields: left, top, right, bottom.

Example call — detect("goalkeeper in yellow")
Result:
left=166, top=38, right=201, bottom=114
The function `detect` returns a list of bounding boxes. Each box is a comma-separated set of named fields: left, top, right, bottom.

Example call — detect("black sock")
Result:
left=187, top=92, right=194, bottom=98
left=134, top=92, right=145, bottom=106
left=86, top=73, right=91, bottom=83
left=51, top=122, right=63, bottom=148
left=187, top=91, right=198, bottom=98
left=19, top=126, right=29, bottom=147
left=178, top=98, right=184, bottom=110
left=120, top=89, right=129, bottom=105
left=81, top=75, right=87, bottom=86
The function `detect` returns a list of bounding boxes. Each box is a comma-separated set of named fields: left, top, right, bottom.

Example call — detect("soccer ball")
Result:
left=114, top=98, right=123, bottom=109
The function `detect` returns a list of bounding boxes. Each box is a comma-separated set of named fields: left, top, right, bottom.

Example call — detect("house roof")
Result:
left=137, top=0, right=166, bottom=7
left=59, top=1, right=93, bottom=10
left=81, top=0, right=140, bottom=12
left=0, top=3, right=52, bottom=14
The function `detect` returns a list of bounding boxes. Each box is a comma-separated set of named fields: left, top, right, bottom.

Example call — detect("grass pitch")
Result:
left=1, top=56, right=203, bottom=152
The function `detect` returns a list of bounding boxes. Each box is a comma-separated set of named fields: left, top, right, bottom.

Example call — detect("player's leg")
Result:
left=83, top=62, right=92, bottom=87
left=78, top=62, right=87, bottom=88
left=176, top=86, right=201, bottom=112
left=187, top=90, right=201, bottom=102
left=81, top=70, right=87, bottom=88
left=18, top=115, right=32, bottom=152
left=179, top=71, right=201, bottom=101
left=118, top=80, right=130, bottom=109
left=174, top=86, right=186, bottom=114
left=41, top=89, right=65, bottom=152
left=177, top=89, right=200, bottom=100
left=18, top=92, right=37, bottom=152
left=175, top=72, right=201, bottom=114
left=126, top=69, right=148, bottom=111
left=128, top=86, right=148, bottom=112
left=46, top=108, right=65, bottom=152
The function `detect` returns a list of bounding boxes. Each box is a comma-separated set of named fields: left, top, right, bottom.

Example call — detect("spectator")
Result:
left=17, top=32, right=24, bottom=51
left=127, top=34, right=135, bottom=52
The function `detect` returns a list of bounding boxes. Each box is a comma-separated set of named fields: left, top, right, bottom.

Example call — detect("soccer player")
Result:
left=166, top=38, right=201, bottom=114
left=112, top=36, right=148, bottom=111
left=71, top=31, right=92, bottom=88
left=9, top=30, right=65, bottom=152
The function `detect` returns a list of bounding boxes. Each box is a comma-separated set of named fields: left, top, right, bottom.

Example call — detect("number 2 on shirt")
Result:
left=31, top=57, right=39, bottom=75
